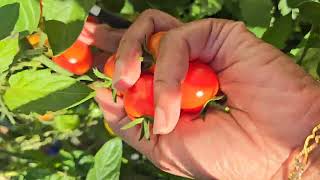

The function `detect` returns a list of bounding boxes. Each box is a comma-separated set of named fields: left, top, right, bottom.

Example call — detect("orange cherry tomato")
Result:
left=53, top=40, right=93, bottom=75
left=148, top=31, right=166, bottom=59
left=124, top=74, right=154, bottom=120
left=103, top=54, right=116, bottom=78
left=38, top=112, right=54, bottom=122
left=181, top=62, right=219, bottom=112
left=27, top=33, right=41, bottom=46
left=27, top=32, right=49, bottom=47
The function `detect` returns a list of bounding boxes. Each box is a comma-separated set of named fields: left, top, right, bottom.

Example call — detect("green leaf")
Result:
left=44, top=173, right=75, bottom=180
left=0, top=3, right=19, bottom=40
left=86, top=168, right=96, bottom=180
left=190, top=0, right=223, bottom=19
left=278, top=0, right=292, bottom=16
left=301, top=48, right=320, bottom=79
left=15, top=81, right=93, bottom=114
left=247, top=26, right=267, bottom=38
left=121, top=118, right=144, bottom=130
left=299, top=1, right=320, bottom=25
left=0, top=0, right=40, bottom=33
left=129, top=0, right=150, bottom=12
left=42, top=0, right=96, bottom=55
left=53, top=115, right=80, bottom=132
left=287, top=0, right=310, bottom=8
left=44, top=20, right=84, bottom=55
left=43, top=0, right=95, bottom=23
left=3, top=69, right=93, bottom=114
left=3, top=69, right=75, bottom=110
left=262, top=14, right=293, bottom=49
left=98, top=0, right=125, bottom=13
left=94, top=137, right=122, bottom=180
left=0, top=35, right=19, bottom=73
left=239, top=0, right=273, bottom=27
left=292, top=26, right=320, bottom=63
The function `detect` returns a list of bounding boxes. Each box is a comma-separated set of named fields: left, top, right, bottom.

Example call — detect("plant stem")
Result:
left=0, top=97, right=15, bottom=124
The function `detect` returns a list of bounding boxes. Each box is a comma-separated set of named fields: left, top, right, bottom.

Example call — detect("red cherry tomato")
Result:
left=181, top=62, right=219, bottom=112
left=103, top=54, right=116, bottom=78
left=53, top=40, right=93, bottom=75
left=148, top=31, right=166, bottom=58
left=124, top=74, right=154, bottom=120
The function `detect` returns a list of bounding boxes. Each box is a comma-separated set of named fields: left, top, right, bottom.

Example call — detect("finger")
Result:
left=79, top=22, right=124, bottom=52
left=153, top=19, right=243, bottom=134
left=95, top=88, right=157, bottom=157
left=93, top=52, right=112, bottom=72
left=113, top=9, right=182, bottom=92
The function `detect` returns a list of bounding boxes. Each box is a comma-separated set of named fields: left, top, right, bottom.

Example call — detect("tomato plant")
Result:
left=53, top=40, right=93, bottom=75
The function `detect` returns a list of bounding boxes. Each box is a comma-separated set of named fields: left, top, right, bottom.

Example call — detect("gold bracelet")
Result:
left=288, top=123, right=320, bottom=180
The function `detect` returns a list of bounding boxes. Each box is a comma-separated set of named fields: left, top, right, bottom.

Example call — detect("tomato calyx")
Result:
left=92, top=68, right=119, bottom=103
left=198, top=94, right=230, bottom=120
left=121, top=116, right=154, bottom=141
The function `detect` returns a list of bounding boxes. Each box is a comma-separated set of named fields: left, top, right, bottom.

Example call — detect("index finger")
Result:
left=113, top=9, right=182, bottom=91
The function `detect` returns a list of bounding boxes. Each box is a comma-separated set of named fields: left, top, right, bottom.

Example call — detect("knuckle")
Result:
left=233, top=21, right=247, bottom=32
left=140, top=9, right=159, bottom=18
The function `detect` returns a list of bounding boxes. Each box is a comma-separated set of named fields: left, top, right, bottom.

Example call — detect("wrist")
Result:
left=271, top=87, right=320, bottom=180
left=302, top=147, right=320, bottom=179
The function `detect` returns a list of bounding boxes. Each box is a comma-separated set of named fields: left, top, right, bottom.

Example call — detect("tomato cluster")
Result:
left=103, top=32, right=220, bottom=121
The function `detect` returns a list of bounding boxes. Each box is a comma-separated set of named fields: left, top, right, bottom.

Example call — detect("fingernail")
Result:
left=153, top=106, right=168, bottom=134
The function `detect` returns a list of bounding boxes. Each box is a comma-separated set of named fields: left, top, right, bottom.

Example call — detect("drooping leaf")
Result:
left=15, top=82, right=93, bottom=114
left=262, top=14, right=293, bottom=49
left=44, top=20, right=84, bottom=55
left=0, top=35, right=19, bottom=73
left=0, top=0, right=40, bottom=33
left=239, top=0, right=273, bottom=27
left=0, top=3, right=20, bottom=40
left=3, top=69, right=93, bottom=114
left=94, top=137, right=122, bottom=180
left=42, top=0, right=96, bottom=55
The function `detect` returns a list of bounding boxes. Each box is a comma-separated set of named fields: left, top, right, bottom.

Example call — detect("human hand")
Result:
left=94, top=10, right=320, bottom=179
